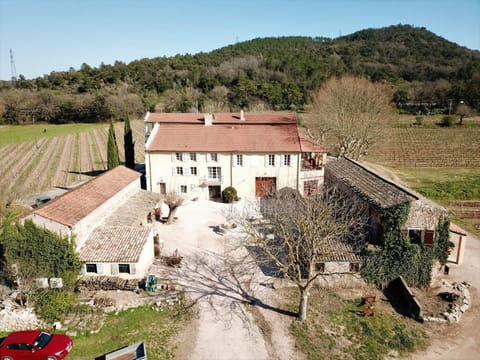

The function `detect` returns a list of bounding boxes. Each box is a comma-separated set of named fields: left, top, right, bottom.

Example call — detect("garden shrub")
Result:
left=222, top=186, right=238, bottom=203
left=34, top=289, right=76, bottom=323
left=440, top=115, right=455, bottom=127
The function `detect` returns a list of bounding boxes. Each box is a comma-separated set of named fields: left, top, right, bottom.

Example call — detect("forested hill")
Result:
left=1, top=25, right=479, bottom=124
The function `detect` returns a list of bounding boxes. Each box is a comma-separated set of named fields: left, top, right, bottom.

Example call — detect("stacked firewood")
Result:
left=78, top=276, right=140, bottom=291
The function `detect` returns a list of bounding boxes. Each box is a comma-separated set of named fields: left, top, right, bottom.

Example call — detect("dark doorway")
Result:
left=159, top=182, right=166, bottom=195
left=208, top=185, right=221, bottom=199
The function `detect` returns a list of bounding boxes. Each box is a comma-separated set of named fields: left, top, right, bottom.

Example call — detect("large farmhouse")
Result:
left=144, top=111, right=328, bottom=200
left=23, top=166, right=159, bottom=279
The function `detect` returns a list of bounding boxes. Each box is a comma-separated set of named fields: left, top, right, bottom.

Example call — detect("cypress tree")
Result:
left=107, top=121, right=120, bottom=169
left=124, top=115, right=135, bottom=169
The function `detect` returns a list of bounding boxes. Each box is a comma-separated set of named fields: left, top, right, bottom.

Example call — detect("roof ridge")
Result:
left=342, top=157, right=419, bottom=201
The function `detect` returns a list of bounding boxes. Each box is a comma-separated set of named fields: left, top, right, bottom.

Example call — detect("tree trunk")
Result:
left=166, top=205, right=178, bottom=224
left=298, top=288, right=309, bottom=321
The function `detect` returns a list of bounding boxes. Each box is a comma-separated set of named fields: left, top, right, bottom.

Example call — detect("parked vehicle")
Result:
left=0, top=330, right=72, bottom=360
left=34, top=195, right=52, bottom=208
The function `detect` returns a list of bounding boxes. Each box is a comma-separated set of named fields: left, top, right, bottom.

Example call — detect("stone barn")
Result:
left=325, top=157, right=448, bottom=248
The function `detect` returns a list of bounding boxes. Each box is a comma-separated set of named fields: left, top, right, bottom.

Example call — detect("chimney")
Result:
left=240, top=109, right=245, bottom=121
left=204, top=113, right=213, bottom=126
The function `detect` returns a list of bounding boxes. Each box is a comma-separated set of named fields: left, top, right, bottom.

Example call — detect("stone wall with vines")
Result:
left=362, top=202, right=450, bottom=288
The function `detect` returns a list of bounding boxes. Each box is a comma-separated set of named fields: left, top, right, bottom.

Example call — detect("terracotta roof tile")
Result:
left=325, top=158, right=416, bottom=209
left=145, top=112, right=297, bottom=124
left=147, top=123, right=304, bottom=152
left=33, top=166, right=140, bottom=227
left=78, top=225, right=150, bottom=263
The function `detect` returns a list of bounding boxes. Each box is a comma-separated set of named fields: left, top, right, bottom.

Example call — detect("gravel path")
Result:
left=153, top=199, right=300, bottom=360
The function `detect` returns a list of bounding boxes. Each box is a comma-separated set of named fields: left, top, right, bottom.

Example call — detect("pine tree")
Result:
left=124, top=115, right=135, bottom=169
left=107, top=121, right=120, bottom=169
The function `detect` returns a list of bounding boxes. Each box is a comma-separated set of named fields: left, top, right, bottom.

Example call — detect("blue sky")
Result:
left=1, top=0, right=479, bottom=80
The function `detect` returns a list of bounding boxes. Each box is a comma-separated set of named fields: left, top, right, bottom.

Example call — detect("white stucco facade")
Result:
left=145, top=151, right=326, bottom=200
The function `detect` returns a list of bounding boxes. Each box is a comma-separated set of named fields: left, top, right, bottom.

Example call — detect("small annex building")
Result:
left=144, top=111, right=328, bottom=200
left=23, top=166, right=159, bottom=279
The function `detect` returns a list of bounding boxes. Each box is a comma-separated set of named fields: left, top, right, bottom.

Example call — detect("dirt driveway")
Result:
left=153, top=199, right=301, bottom=360
left=154, top=199, right=479, bottom=360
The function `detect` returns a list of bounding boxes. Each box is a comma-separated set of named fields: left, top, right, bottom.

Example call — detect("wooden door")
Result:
left=255, top=177, right=276, bottom=197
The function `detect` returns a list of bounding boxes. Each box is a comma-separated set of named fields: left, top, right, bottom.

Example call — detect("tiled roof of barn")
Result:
left=78, top=225, right=150, bottom=263
left=32, top=166, right=141, bottom=227
left=325, top=158, right=417, bottom=209
left=317, top=238, right=362, bottom=262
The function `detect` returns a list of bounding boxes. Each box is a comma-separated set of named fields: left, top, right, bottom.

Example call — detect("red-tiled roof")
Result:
left=32, top=166, right=140, bottom=227
left=78, top=225, right=150, bottom=262
left=145, top=112, right=297, bottom=125
left=299, top=134, right=329, bottom=152
left=147, top=123, right=304, bottom=153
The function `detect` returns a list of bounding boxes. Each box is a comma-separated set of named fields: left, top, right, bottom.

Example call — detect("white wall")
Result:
left=147, top=151, right=314, bottom=199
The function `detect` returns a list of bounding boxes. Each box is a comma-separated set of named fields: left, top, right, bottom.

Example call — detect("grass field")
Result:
left=68, top=305, right=189, bottom=360
left=287, top=288, right=427, bottom=360
left=389, top=167, right=480, bottom=235
left=0, top=123, right=105, bottom=146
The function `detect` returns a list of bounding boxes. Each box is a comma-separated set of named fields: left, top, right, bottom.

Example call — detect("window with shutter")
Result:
left=111, top=263, right=119, bottom=275
left=119, top=264, right=130, bottom=273
left=97, top=263, right=104, bottom=275
left=424, top=230, right=435, bottom=247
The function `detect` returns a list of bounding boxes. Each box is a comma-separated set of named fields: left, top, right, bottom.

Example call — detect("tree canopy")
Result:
left=0, top=25, right=478, bottom=124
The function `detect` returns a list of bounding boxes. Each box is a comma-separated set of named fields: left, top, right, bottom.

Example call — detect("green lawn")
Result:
left=288, top=288, right=426, bottom=360
left=390, top=167, right=480, bottom=202
left=0, top=123, right=106, bottom=145
left=69, top=304, right=189, bottom=360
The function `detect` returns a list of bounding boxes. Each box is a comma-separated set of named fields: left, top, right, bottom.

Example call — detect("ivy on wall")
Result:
left=361, top=202, right=449, bottom=288
left=0, top=219, right=80, bottom=289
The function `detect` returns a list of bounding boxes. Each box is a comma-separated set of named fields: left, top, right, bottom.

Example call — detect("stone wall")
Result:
left=406, top=199, right=447, bottom=230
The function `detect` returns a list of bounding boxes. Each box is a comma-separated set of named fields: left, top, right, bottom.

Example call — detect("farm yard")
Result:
left=1, top=115, right=479, bottom=235
left=0, top=119, right=146, bottom=205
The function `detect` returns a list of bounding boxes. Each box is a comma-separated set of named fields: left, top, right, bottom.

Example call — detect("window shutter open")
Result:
left=97, top=263, right=104, bottom=275
left=130, top=264, right=137, bottom=275
left=171, top=153, right=176, bottom=162
left=275, top=155, right=280, bottom=167
left=111, top=263, right=119, bottom=275
left=424, top=230, right=435, bottom=247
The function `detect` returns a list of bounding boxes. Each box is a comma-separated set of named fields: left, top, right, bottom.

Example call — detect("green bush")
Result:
left=34, top=289, right=76, bottom=323
left=440, top=115, right=455, bottom=127
left=222, top=186, right=238, bottom=203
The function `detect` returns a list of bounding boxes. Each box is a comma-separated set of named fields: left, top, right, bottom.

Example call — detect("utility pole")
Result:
left=10, top=48, right=18, bottom=81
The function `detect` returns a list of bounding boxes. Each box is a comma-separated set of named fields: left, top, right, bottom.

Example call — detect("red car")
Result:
left=0, top=330, right=72, bottom=360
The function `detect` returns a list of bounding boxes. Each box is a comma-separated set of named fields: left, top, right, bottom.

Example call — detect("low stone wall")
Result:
left=423, top=280, right=471, bottom=324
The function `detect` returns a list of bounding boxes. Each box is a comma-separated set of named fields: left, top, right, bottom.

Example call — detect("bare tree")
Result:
left=312, top=76, right=393, bottom=160
left=456, top=103, right=473, bottom=125
left=237, top=188, right=368, bottom=321
left=163, top=191, right=184, bottom=224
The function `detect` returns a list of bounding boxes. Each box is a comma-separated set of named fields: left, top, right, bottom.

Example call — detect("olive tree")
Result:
left=312, top=76, right=393, bottom=160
